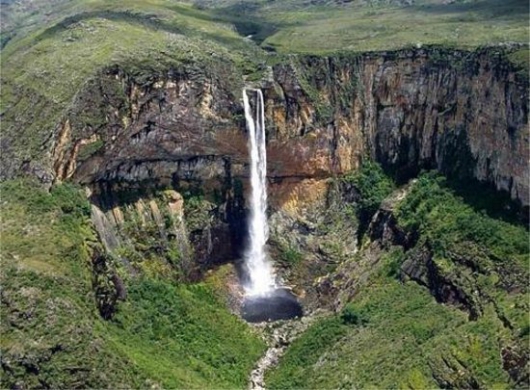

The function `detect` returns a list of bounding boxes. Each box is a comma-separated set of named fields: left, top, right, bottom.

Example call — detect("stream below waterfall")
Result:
left=248, top=310, right=329, bottom=390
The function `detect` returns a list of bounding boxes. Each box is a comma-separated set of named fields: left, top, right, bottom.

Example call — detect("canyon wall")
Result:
left=46, top=47, right=528, bottom=271
left=263, top=48, right=528, bottom=205
left=53, top=47, right=527, bottom=207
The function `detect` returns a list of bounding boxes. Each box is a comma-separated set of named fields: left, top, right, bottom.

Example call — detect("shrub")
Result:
left=341, top=304, right=368, bottom=326
left=279, top=245, right=303, bottom=266
left=344, top=161, right=394, bottom=217
left=342, top=160, right=395, bottom=234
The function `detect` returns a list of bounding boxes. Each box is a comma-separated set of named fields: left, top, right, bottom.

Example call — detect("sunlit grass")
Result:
left=267, top=170, right=529, bottom=389
left=262, top=1, right=528, bottom=53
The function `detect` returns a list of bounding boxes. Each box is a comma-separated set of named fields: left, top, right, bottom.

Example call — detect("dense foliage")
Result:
left=345, top=161, right=395, bottom=217
left=0, top=180, right=264, bottom=389
left=104, top=279, right=264, bottom=389
left=397, top=172, right=528, bottom=266
left=266, top=316, right=348, bottom=389
left=342, top=160, right=395, bottom=233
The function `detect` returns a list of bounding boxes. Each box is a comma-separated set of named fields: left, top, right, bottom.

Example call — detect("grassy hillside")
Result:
left=194, top=0, right=529, bottom=53
left=1, top=1, right=528, bottom=388
left=267, top=171, right=529, bottom=389
left=4, top=0, right=528, bottom=55
left=268, top=278, right=521, bottom=388
left=0, top=179, right=265, bottom=388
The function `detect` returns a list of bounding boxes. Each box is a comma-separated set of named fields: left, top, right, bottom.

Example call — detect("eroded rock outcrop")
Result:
left=89, top=183, right=243, bottom=279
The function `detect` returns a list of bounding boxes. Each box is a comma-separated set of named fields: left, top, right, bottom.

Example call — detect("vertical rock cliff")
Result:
left=43, top=47, right=528, bottom=277
left=264, top=47, right=528, bottom=207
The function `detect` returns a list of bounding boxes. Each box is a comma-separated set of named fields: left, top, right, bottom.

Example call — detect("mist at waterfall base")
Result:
left=240, top=88, right=303, bottom=323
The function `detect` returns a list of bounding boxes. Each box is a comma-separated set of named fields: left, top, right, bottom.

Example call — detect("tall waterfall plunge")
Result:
left=240, top=88, right=303, bottom=322
left=242, top=88, right=276, bottom=296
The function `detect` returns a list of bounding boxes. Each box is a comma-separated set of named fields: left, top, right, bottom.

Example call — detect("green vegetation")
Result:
left=1, top=179, right=265, bottom=388
left=103, top=279, right=264, bottom=389
left=277, top=244, right=304, bottom=267
left=267, top=172, right=529, bottom=389
left=507, top=48, right=530, bottom=75
left=2, top=0, right=527, bottom=174
left=0, top=179, right=94, bottom=281
left=77, top=139, right=104, bottom=161
left=110, top=189, right=198, bottom=280
left=343, top=160, right=395, bottom=231
left=344, top=161, right=395, bottom=217
left=1, top=1, right=529, bottom=388
left=184, top=194, right=214, bottom=232
left=1, top=0, right=75, bottom=48
left=195, top=0, right=529, bottom=53
left=267, top=316, right=348, bottom=389
left=397, top=173, right=528, bottom=271
left=1, top=0, right=262, bottom=169
left=269, top=279, right=475, bottom=389
left=117, top=216, right=182, bottom=279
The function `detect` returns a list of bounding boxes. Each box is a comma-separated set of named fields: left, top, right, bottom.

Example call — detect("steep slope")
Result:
left=0, top=180, right=265, bottom=389
left=26, top=45, right=524, bottom=305
left=267, top=170, right=529, bottom=389
left=44, top=47, right=528, bottom=208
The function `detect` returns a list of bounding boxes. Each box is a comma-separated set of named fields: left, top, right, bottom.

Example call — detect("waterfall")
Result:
left=243, top=88, right=276, bottom=296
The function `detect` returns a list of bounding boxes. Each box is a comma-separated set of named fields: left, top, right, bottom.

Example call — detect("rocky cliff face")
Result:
left=46, top=47, right=528, bottom=276
left=264, top=47, right=528, bottom=207
left=3, top=43, right=527, bottom=389
left=53, top=47, right=528, bottom=206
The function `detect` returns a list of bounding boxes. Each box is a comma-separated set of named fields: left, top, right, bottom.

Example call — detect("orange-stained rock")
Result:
left=269, top=178, right=329, bottom=214
left=55, top=47, right=527, bottom=212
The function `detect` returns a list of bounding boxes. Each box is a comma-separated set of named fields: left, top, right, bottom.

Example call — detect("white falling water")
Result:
left=243, top=88, right=276, bottom=296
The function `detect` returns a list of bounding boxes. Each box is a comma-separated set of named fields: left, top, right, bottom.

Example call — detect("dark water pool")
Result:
left=241, top=288, right=303, bottom=323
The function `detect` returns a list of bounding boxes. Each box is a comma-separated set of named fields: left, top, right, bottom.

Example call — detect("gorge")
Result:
left=1, top=1, right=529, bottom=389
